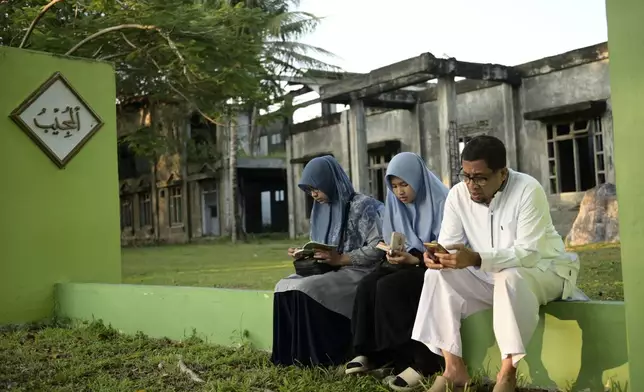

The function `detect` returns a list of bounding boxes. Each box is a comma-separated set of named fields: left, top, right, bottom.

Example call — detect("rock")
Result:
left=565, top=183, right=620, bottom=246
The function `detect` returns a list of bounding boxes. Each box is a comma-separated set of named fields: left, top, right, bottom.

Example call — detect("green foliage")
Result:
left=1, top=0, right=334, bottom=115
left=1, top=0, right=337, bottom=161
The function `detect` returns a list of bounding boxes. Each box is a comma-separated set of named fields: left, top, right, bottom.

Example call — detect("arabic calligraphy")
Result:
left=33, top=106, right=82, bottom=138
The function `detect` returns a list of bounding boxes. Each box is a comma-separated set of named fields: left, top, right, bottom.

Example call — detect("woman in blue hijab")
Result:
left=272, top=156, right=385, bottom=367
left=346, top=152, right=449, bottom=390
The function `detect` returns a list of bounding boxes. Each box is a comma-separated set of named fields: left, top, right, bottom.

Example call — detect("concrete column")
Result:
left=339, top=110, right=352, bottom=173
left=606, top=1, right=644, bottom=390
left=500, top=84, right=518, bottom=169
left=437, top=76, right=457, bottom=187
left=348, top=99, right=369, bottom=194
left=321, top=102, right=337, bottom=117
left=415, top=101, right=426, bottom=161
left=285, top=136, right=296, bottom=239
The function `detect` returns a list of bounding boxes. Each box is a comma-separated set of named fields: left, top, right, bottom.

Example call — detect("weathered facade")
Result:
left=116, top=98, right=288, bottom=244
left=286, top=43, right=612, bottom=237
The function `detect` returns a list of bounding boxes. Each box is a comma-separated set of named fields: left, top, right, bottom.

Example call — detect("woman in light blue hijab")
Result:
left=346, top=152, right=448, bottom=390
left=272, top=156, right=385, bottom=367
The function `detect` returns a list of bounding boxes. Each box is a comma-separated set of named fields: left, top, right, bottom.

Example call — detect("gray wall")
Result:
left=288, top=59, right=613, bottom=237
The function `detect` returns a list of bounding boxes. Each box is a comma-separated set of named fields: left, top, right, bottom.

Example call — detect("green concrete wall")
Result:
left=606, top=1, right=644, bottom=390
left=0, top=47, right=121, bottom=324
left=56, top=283, right=628, bottom=390
left=55, top=284, right=274, bottom=349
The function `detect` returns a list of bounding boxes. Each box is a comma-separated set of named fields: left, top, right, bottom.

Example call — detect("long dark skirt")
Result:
left=271, top=290, right=353, bottom=367
left=351, top=264, right=443, bottom=375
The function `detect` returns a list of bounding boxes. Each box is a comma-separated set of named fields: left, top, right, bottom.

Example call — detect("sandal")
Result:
left=426, top=375, right=471, bottom=392
left=387, top=367, right=424, bottom=391
left=345, top=355, right=371, bottom=375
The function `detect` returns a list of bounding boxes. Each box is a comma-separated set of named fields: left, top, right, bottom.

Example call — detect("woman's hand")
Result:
left=387, top=250, right=419, bottom=265
left=315, top=250, right=351, bottom=266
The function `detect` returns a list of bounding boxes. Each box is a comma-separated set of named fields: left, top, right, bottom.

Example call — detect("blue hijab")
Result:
left=382, top=152, right=449, bottom=252
left=299, top=156, right=356, bottom=246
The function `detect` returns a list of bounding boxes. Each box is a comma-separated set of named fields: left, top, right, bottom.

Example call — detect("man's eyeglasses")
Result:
left=458, top=170, right=490, bottom=187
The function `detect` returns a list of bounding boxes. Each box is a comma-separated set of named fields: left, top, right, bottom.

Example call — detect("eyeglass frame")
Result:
left=458, top=168, right=499, bottom=187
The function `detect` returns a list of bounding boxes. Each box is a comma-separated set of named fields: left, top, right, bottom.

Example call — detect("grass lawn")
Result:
left=123, top=239, right=624, bottom=301
left=0, top=240, right=623, bottom=391
left=0, top=322, right=557, bottom=392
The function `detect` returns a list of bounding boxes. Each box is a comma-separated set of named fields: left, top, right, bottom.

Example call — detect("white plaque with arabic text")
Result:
left=10, top=72, right=104, bottom=168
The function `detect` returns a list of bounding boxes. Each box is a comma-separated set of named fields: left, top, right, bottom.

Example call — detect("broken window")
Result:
left=139, top=192, right=152, bottom=227
left=120, top=196, right=134, bottom=230
left=368, top=143, right=401, bottom=202
left=546, top=118, right=605, bottom=194
left=169, top=186, right=183, bottom=225
left=458, top=136, right=473, bottom=156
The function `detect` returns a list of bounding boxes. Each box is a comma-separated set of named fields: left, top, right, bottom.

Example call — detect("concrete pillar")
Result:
left=606, top=1, right=644, bottom=390
left=415, top=101, right=426, bottom=161
left=500, top=84, right=518, bottom=169
left=285, top=136, right=296, bottom=239
left=348, top=99, right=369, bottom=194
left=340, top=110, right=352, bottom=172
left=437, top=76, right=457, bottom=187
left=321, top=102, right=337, bottom=117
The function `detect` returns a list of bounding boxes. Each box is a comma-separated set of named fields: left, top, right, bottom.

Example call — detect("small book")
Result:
left=293, top=241, right=337, bottom=258
left=376, top=232, right=406, bottom=255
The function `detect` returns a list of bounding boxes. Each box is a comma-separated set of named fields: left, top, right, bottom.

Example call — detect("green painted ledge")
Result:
left=55, top=283, right=628, bottom=390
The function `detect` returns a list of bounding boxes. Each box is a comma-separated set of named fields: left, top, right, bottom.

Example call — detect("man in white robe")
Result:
left=413, top=135, right=582, bottom=392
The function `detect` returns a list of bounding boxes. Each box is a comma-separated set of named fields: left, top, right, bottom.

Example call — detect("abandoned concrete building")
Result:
left=286, top=42, right=611, bottom=238
left=116, top=99, right=287, bottom=244
left=116, top=42, right=611, bottom=243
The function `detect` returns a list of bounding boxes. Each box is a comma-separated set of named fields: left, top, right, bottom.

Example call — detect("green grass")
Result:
left=122, top=238, right=295, bottom=290
left=123, top=239, right=624, bottom=300
left=0, top=240, right=624, bottom=391
left=0, top=321, right=389, bottom=392
left=0, top=321, right=574, bottom=392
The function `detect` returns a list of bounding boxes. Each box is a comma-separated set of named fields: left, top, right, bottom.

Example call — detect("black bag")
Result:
left=293, top=193, right=356, bottom=277
left=293, top=256, right=339, bottom=277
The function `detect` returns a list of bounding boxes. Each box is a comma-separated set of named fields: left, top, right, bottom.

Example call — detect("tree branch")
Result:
left=65, top=24, right=157, bottom=56
left=121, top=35, right=224, bottom=127
left=68, top=24, right=195, bottom=84
left=19, top=0, right=64, bottom=48
left=98, top=51, right=134, bottom=61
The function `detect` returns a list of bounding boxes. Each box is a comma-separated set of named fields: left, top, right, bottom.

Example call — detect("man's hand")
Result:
left=424, top=249, right=444, bottom=270
left=315, top=250, right=350, bottom=266
left=387, top=250, right=419, bottom=265
left=433, top=244, right=481, bottom=269
left=287, top=247, right=298, bottom=259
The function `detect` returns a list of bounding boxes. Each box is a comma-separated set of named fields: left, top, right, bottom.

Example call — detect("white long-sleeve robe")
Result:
left=412, top=169, right=585, bottom=366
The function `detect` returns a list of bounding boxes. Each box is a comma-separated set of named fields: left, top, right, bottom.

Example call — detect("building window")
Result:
left=368, top=144, right=400, bottom=201
left=271, top=133, right=282, bottom=145
left=274, top=190, right=285, bottom=202
left=139, top=191, right=152, bottom=227
left=169, top=186, right=183, bottom=225
left=458, top=136, right=472, bottom=156
left=120, top=196, right=133, bottom=229
left=546, top=118, right=606, bottom=194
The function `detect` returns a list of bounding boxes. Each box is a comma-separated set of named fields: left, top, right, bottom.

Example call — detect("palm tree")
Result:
left=226, top=0, right=339, bottom=242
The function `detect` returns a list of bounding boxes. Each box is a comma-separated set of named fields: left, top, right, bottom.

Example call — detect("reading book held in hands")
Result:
left=293, top=242, right=337, bottom=259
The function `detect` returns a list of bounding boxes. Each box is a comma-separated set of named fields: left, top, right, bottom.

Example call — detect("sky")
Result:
left=288, top=0, right=608, bottom=122
left=296, top=0, right=608, bottom=72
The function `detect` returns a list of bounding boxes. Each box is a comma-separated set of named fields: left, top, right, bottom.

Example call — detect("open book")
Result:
left=376, top=232, right=406, bottom=255
left=293, top=241, right=337, bottom=258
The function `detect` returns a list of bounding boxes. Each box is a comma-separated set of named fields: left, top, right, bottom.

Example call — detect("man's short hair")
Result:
left=461, top=135, right=507, bottom=171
